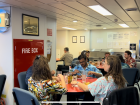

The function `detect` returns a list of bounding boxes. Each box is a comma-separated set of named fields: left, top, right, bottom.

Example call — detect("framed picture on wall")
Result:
left=80, top=36, right=85, bottom=43
left=22, top=14, right=39, bottom=36
left=72, top=36, right=77, bottom=43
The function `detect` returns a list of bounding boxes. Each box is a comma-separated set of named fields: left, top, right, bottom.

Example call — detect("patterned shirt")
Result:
left=88, top=76, right=118, bottom=105
left=121, top=62, right=130, bottom=69
left=72, top=63, right=102, bottom=78
left=28, top=77, right=66, bottom=104
left=60, top=52, right=73, bottom=66
left=125, top=57, right=136, bottom=68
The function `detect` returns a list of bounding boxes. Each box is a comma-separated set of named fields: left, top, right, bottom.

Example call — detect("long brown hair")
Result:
left=105, top=55, right=127, bottom=89
left=32, top=55, right=52, bottom=81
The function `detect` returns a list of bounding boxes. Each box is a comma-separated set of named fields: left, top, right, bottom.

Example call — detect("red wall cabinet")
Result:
left=13, top=39, right=44, bottom=87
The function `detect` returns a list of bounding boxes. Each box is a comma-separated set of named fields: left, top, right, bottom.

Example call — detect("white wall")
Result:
left=46, top=18, right=57, bottom=71
left=1, top=7, right=57, bottom=105
left=57, top=30, right=69, bottom=57
left=91, top=28, right=139, bottom=52
left=0, top=7, right=13, bottom=105
left=57, top=28, right=140, bottom=58
left=56, top=30, right=90, bottom=58
left=12, top=7, right=57, bottom=71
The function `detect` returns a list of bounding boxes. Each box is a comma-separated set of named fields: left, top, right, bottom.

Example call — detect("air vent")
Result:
left=125, top=8, right=138, bottom=11
left=96, top=25, right=102, bottom=27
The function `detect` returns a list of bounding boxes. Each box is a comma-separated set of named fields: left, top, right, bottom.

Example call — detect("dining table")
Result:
left=66, top=77, right=97, bottom=105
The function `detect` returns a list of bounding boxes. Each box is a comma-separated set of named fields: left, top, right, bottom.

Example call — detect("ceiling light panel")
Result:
left=119, top=24, right=129, bottom=27
left=88, top=5, right=113, bottom=16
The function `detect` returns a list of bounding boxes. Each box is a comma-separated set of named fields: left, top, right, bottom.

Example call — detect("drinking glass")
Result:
left=68, top=72, right=72, bottom=84
left=72, top=75, right=77, bottom=81
left=57, top=71, right=62, bottom=76
left=63, top=73, right=68, bottom=84
left=82, top=70, right=86, bottom=83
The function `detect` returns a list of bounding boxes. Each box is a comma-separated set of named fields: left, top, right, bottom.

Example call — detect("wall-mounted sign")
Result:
left=47, top=29, right=52, bottom=36
left=0, top=9, right=10, bottom=33
left=130, top=43, right=136, bottom=50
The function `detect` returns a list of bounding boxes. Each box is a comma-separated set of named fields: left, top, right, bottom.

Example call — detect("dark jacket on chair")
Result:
left=103, top=86, right=139, bottom=105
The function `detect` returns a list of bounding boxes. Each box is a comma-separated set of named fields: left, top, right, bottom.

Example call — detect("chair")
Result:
left=135, top=62, right=140, bottom=88
left=13, top=87, right=40, bottom=105
left=103, top=87, right=139, bottom=105
left=122, top=68, right=138, bottom=87
left=18, top=71, right=28, bottom=90
left=0, top=75, right=6, bottom=98
left=71, top=58, right=79, bottom=68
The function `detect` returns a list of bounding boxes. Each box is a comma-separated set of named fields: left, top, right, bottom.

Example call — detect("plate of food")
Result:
left=77, top=75, right=82, bottom=79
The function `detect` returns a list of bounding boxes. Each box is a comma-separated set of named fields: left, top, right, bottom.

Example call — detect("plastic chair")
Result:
left=12, top=87, right=40, bottom=105
left=0, top=75, right=6, bottom=98
left=103, top=87, right=139, bottom=105
left=122, top=68, right=138, bottom=86
left=18, top=71, right=28, bottom=90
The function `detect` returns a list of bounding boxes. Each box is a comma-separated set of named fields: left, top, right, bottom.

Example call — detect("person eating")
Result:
left=71, top=55, right=127, bottom=105
left=72, top=54, right=102, bottom=78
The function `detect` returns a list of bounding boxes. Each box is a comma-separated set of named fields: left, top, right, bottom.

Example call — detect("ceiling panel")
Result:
left=116, top=0, right=140, bottom=21
left=0, top=1, right=10, bottom=6
left=125, top=22, right=138, bottom=27
left=135, top=21, right=140, bottom=27
left=97, top=0, right=132, bottom=21
left=0, top=0, right=138, bottom=30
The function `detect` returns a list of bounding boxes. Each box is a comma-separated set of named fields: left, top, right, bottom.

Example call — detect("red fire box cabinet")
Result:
left=13, top=39, right=44, bottom=87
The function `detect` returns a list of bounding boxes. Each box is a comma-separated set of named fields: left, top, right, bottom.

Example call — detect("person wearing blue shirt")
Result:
left=72, top=54, right=102, bottom=78
left=116, top=54, right=130, bottom=69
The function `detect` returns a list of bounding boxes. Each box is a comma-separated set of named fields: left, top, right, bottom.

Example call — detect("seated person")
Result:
left=71, top=55, right=127, bottom=105
left=124, top=50, right=136, bottom=68
left=57, top=47, right=73, bottom=66
left=72, top=54, right=102, bottom=78
left=116, top=54, right=130, bottom=69
left=25, top=66, right=55, bottom=85
left=81, top=50, right=90, bottom=62
left=28, top=55, right=67, bottom=104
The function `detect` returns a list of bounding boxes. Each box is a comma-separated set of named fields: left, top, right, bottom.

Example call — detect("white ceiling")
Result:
left=0, top=0, right=139, bottom=30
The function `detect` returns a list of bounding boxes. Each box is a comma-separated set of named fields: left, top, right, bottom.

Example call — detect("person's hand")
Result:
left=88, top=71, right=95, bottom=75
left=57, top=74, right=64, bottom=81
left=89, top=61, right=93, bottom=64
left=51, top=70, right=55, bottom=75
left=53, top=76, right=61, bottom=82
left=71, top=81, right=78, bottom=85
left=74, top=70, right=80, bottom=73
left=129, top=65, right=132, bottom=68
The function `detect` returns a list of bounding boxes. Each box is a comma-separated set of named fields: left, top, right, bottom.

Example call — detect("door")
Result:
left=14, top=39, right=44, bottom=87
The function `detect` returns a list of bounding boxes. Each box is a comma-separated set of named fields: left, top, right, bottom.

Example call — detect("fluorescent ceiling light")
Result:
left=62, top=27, right=77, bottom=30
left=88, top=5, right=113, bottom=16
left=103, top=28, right=106, bottom=29
left=85, top=29, right=87, bottom=30
left=119, top=24, right=129, bottom=28
left=73, top=20, right=78, bottom=22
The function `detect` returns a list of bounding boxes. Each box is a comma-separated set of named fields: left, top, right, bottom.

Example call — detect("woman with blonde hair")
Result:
left=28, top=55, right=67, bottom=104
left=71, top=55, right=127, bottom=104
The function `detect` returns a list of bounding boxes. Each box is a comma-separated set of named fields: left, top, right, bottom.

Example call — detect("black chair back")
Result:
left=103, top=86, right=139, bottom=105
left=122, top=68, right=138, bottom=86
left=0, top=75, right=6, bottom=98
left=18, top=71, right=28, bottom=90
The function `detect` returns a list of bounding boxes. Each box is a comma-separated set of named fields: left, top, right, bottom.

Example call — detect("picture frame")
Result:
left=80, top=36, right=85, bottom=43
left=22, top=14, right=39, bottom=36
left=72, top=36, right=77, bottom=43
